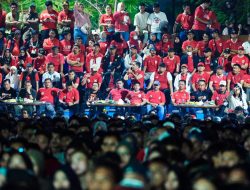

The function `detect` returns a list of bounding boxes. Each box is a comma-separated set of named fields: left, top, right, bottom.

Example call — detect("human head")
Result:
left=187, top=30, right=194, bottom=40
left=180, top=64, right=188, bottom=74
left=183, top=3, right=191, bottom=14
left=66, top=82, right=73, bottom=91
left=72, top=44, right=80, bottom=54
left=168, top=48, right=175, bottom=57
left=150, top=46, right=156, bottom=56
left=7, top=152, right=33, bottom=171
left=117, top=2, right=125, bottom=11
left=204, top=47, right=212, bottom=57
left=10, top=2, right=18, bottom=13
left=158, top=63, right=166, bottom=73
left=238, top=46, right=244, bottom=56
left=115, top=79, right=124, bottom=89
left=216, top=66, right=224, bottom=75
left=68, top=70, right=76, bottom=79
left=92, top=82, right=99, bottom=91
left=70, top=150, right=88, bottom=176
left=201, top=0, right=211, bottom=9
left=153, top=3, right=160, bottom=13
left=29, top=3, right=36, bottom=12
left=101, top=133, right=120, bottom=153
left=45, top=0, right=53, bottom=11
left=230, top=29, right=238, bottom=39
left=52, top=46, right=59, bottom=54
left=47, top=62, right=55, bottom=73
left=130, top=45, right=138, bottom=55
left=105, top=4, right=112, bottom=14
left=153, top=81, right=161, bottom=91
left=62, top=1, right=69, bottom=11
left=179, top=80, right=186, bottom=91
left=139, top=2, right=146, bottom=12
left=64, top=31, right=71, bottom=41
left=3, top=79, right=11, bottom=90
left=133, top=82, right=141, bottom=92
left=233, top=83, right=242, bottom=96
left=232, top=64, right=241, bottom=74
left=219, top=81, right=227, bottom=92
left=203, top=33, right=210, bottom=42
left=109, top=45, right=117, bottom=54
left=197, top=62, right=205, bottom=72
left=131, top=61, right=140, bottom=71
left=198, top=80, right=206, bottom=91
left=44, top=78, right=52, bottom=88
left=223, top=48, right=231, bottom=58
left=94, top=43, right=100, bottom=53
left=150, top=33, right=157, bottom=41
left=24, top=80, right=32, bottom=90
left=49, top=29, right=56, bottom=38
left=212, top=29, right=220, bottom=39
left=116, top=141, right=134, bottom=167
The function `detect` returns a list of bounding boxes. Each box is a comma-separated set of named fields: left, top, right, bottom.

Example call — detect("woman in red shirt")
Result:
left=127, top=31, right=142, bottom=53
left=110, top=32, right=128, bottom=56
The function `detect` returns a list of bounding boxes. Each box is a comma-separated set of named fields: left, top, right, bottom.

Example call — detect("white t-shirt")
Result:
left=174, top=73, right=192, bottom=92
left=42, top=71, right=61, bottom=83
left=134, top=12, right=149, bottom=31
left=242, top=41, right=250, bottom=55
left=147, top=12, right=168, bottom=33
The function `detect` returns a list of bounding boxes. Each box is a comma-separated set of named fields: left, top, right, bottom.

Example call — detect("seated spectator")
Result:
left=163, top=48, right=180, bottom=76
left=147, top=33, right=162, bottom=54
left=45, top=46, right=64, bottom=74
left=124, top=45, right=142, bottom=70
left=19, top=80, right=37, bottom=101
left=127, top=31, right=142, bottom=52
left=209, top=66, right=227, bottom=93
left=227, top=64, right=244, bottom=91
left=218, top=48, right=232, bottom=73
left=75, top=36, right=85, bottom=54
left=228, top=83, right=248, bottom=112
left=16, top=47, right=32, bottom=72
left=110, top=32, right=128, bottom=56
left=86, top=39, right=94, bottom=55
left=224, top=30, right=243, bottom=55
left=211, top=80, right=229, bottom=117
left=58, top=81, right=79, bottom=115
left=242, top=34, right=250, bottom=56
left=200, top=47, right=218, bottom=74
left=124, top=61, right=144, bottom=89
left=191, top=80, right=212, bottom=102
left=82, top=65, right=102, bottom=89
left=174, top=64, right=192, bottom=92
left=6, top=30, right=22, bottom=57
left=24, top=30, right=41, bottom=58
left=146, top=80, right=166, bottom=120
left=231, top=46, right=249, bottom=74
left=62, top=70, right=79, bottom=89
left=208, top=29, right=224, bottom=58
left=182, top=30, right=197, bottom=54
left=37, top=78, right=59, bottom=118
left=98, top=31, right=109, bottom=55
left=0, top=30, right=7, bottom=57
left=85, top=43, right=103, bottom=74
left=59, top=31, right=73, bottom=57
left=180, top=45, right=199, bottom=75
left=107, top=79, right=129, bottom=103
left=196, top=32, right=209, bottom=57
left=19, top=64, right=39, bottom=91
left=172, top=80, right=190, bottom=105
left=42, top=63, right=61, bottom=88
left=43, top=29, right=60, bottom=54
left=191, top=62, right=210, bottom=91
left=160, top=34, right=173, bottom=57
left=67, top=44, right=85, bottom=77
left=5, top=66, right=19, bottom=90
left=0, top=79, right=17, bottom=100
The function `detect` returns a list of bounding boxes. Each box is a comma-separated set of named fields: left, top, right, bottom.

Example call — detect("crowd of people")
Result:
left=0, top=0, right=249, bottom=120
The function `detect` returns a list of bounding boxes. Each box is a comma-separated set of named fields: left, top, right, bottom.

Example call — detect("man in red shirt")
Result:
left=67, top=44, right=84, bottom=77
left=85, top=43, right=103, bottom=73
left=211, top=80, right=229, bottom=117
left=218, top=48, right=232, bottom=73
left=60, top=31, right=73, bottom=57
left=58, top=1, right=74, bottom=40
left=196, top=32, right=209, bottom=57
left=0, top=4, right=7, bottom=29
left=172, top=80, right=190, bottom=105
left=124, top=61, right=144, bottom=89
left=46, top=46, right=64, bottom=74
left=37, top=78, right=59, bottom=118
left=163, top=48, right=180, bottom=75
left=192, top=0, right=211, bottom=40
left=209, top=66, right=227, bottom=93
left=227, top=64, right=244, bottom=91
left=173, top=3, right=194, bottom=42
left=182, top=30, right=197, bottom=53
left=143, top=47, right=162, bottom=81
left=82, top=64, right=102, bottom=89
left=202, top=47, right=217, bottom=74
left=107, top=79, right=129, bottom=103
left=146, top=81, right=166, bottom=120
left=59, top=81, right=79, bottom=115
left=191, top=62, right=210, bottom=91
left=231, top=46, right=249, bottom=74
left=208, top=29, right=224, bottom=58
left=43, top=29, right=60, bottom=54
left=224, top=30, right=243, bottom=55
left=19, top=64, right=39, bottom=91
left=40, top=1, right=58, bottom=41
left=243, top=73, right=250, bottom=101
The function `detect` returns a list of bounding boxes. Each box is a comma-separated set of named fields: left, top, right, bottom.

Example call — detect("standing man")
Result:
left=146, top=81, right=166, bottom=120
left=43, top=29, right=60, bottom=54
left=147, top=3, right=168, bottom=40
left=39, top=1, right=58, bottom=41
left=134, top=3, right=149, bottom=45
left=192, top=0, right=211, bottom=41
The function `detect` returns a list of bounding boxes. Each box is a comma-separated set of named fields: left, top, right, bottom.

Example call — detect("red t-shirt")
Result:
left=143, top=55, right=162, bottom=72
left=113, top=11, right=130, bottom=32
left=62, top=77, right=80, bottom=86
left=34, top=57, right=46, bottom=74
left=99, top=14, right=115, bottom=34
left=193, top=5, right=209, bottom=31
left=224, top=39, right=243, bottom=52
left=84, top=73, right=102, bottom=89
left=37, top=87, right=59, bottom=104
left=40, top=9, right=58, bottom=30
left=175, top=13, right=194, bottom=30
left=182, top=40, right=197, bottom=51
left=59, top=88, right=79, bottom=103
left=0, top=10, right=7, bottom=28
left=187, top=55, right=195, bottom=73
left=43, top=38, right=60, bottom=54
left=58, top=10, right=74, bottom=29
left=110, top=40, right=128, bottom=56
left=163, top=55, right=180, bottom=74
left=227, top=72, right=243, bottom=89
left=204, top=57, right=213, bottom=72
left=60, top=40, right=73, bottom=56
left=210, top=74, right=227, bottom=91
left=208, top=38, right=224, bottom=55
left=128, top=69, right=145, bottom=89
left=67, top=52, right=84, bottom=73
left=196, top=41, right=209, bottom=57
left=172, top=90, right=190, bottom=104
left=146, top=90, right=166, bottom=104
left=212, top=91, right=229, bottom=106
left=243, top=74, right=250, bottom=84
left=7, top=39, right=20, bottom=56
left=85, top=52, right=103, bottom=73
left=218, top=56, right=232, bottom=73
left=126, top=91, right=146, bottom=105
left=161, top=41, right=173, bottom=54
left=99, top=41, right=109, bottom=55
left=191, top=72, right=210, bottom=89
left=109, top=88, right=129, bottom=101
left=19, top=71, right=39, bottom=82
left=231, top=55, right=249, bottom=74
left=46, top=53, right=65, bottom=72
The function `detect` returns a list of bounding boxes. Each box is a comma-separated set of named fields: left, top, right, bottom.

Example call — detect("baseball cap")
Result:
left=224, top=48, right=231, bottom=54
left=203, top=47, right=212, bottom=53
left=130, top=45, right=137, bottom=49
left=150, top=47, right=156, bottom=51
left=181, top=64, right=188, bottom=68
left=92, top=64, right=99, bottom=71
left=168, top=48, right=175, bottom=52
left=238, top=46, right=244, bottom=51
left=45, top=1, right=53, bottom=6
left=219, top=81, right=226, bottom=86
left=153, top=81, right=160, bottom=86
left=197, top=62, right=205, bottom=67
left=26, top=63, right=33, bottom=68
left=110, top=45, right=117, bottom=49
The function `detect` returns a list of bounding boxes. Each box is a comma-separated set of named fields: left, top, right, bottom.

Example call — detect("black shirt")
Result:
left=0, top=87, right=17, bottom=100
left=18, top=88, right=37, bottom=100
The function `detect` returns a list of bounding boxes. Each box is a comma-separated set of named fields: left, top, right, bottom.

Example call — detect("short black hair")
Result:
left=233, top=64, right=241, bottom=68
left=44, top=78, right=52, bottom=82
left=66, top=81, right=73, bottom=87
left=68, top=70, right=75, bottom=74
left=10, top=2, right=18, bottom=7
left=3, top=79, right=10, bottom=84
left=134, top=61, right=141, bottom=67
left=47, top=62, right=55, bottom=67
left=179, top=80, right=186, bottom=85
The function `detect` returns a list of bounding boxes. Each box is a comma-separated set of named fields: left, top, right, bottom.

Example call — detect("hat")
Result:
left=130, top=45, right=137, bottom=49
left=181, top=64, right=188, bottom=68
left=45, top=1, right=53, bottom=6
left=224, top=48, right=231, bottom=54
left=203, top=47, right=212, bottom=53
left=153, top=81, right=160, bottom=86
left=149, top=47, right=156, bottom=51
left=92, top=64, right=99, bottom=71
left=219, top=80, right=226, bottom=86
left=14, top=30, right=21, bottom=35
left=153, top=3, right=160, bottom=8
left=231, top=30, right=237, bottom=34
left=168, top=48, right=175, bottom=52
left=110, top=45, right=117, bottom=49
left=217, top=65, right=223, bottom=70
left=238, top=46, right=244, bottom=51
left=26, top=63, right=33, bottom=67
left=198, top=62, right=205, bottom=67
left=187, top=30, right=194, bottom=34
left=212, top=29, right=219, bottom=34
left=30, top=3, right=36, bottom=7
